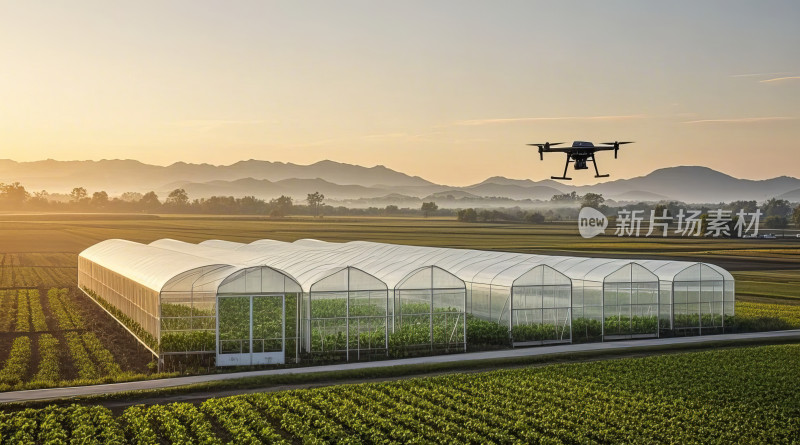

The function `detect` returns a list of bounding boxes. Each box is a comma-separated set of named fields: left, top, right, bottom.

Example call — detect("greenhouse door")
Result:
left=217, top=295, right=285, bottom=366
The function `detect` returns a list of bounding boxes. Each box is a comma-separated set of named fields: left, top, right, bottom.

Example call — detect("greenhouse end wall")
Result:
left=393, top=266, right=467, bottom=355
left=305, top=267, right=389, bottom=362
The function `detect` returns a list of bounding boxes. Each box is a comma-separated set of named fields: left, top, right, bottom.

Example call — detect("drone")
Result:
left=527, top=140, right=634, bottom=180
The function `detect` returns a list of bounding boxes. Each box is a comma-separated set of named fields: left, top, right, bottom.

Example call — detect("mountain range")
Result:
left=0, top=159, right=798, bottom=205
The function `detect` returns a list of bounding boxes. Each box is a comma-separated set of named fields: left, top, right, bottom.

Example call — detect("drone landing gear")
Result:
left=551, top=154, right=573, bottom=180
left=550, top=153, right=611, bottom=180
left=591, top=154, right=609, bottom=178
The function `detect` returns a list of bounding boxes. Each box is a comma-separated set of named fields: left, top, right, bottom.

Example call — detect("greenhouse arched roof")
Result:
left=85, top=238, right=733, bottom=295
left=79, top=239, right=233, bottom=292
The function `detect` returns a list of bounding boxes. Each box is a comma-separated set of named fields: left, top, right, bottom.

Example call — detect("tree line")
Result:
left=457, top=192, right=800, bottom=229
left=1, top=182, right=798, bottom=227
left=0, top=183, right=457, bottom=218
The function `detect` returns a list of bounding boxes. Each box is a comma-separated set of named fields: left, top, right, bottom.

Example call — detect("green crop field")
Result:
left=732, top=270, right=800, bottom=304
left=2, top=213, right=797, bottom=307
left=0, top=287, right=170, bottom=392
left=0, top=213, right=798, bottom=396
left=0, top=214, right=798, bottom=265
left=1, top=343, right=798, bottom=444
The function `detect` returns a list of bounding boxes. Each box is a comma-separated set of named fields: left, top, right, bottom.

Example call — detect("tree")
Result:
left=525, top=212, right=546, bottom=224
left=764, top=215, right=788, bottom=229
left=0, top=182, right=29, bottom=208
left=793, top=205, right=800, bottom=228
left=551, top=191, right=580, bottom=202
left=119, top=191, right=143, bottom=202
left=421, top=201, right=438, bottom=217
left=580, top=193, right=604, bottom=209
left=478, top=209, right=493, bottom=222
left=166, top=188, right=189, bottom=208
left=384, top=205, right=399, bottom=215
left=728, top=200, right=758, bottom=213
left=270, top=195, right=293, bottom=217
left=70, top=187, right=88, bottom=203
left=139, top=191, right=161, bottom=211
left=307, top=192, right=325, bottom=217
left=761, top=198, right=792, bottom=218
left=238, top=196, right=265, bottom=214
left=28, top=190, right=49, bottom=208
left=457, top=208, right=477, bottom=222
left=91, top=191, right=109, bottom=208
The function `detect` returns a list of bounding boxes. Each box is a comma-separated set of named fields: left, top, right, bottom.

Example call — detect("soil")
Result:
left=0, top=284, right=154, bottom=390
left=66, top=288, right=154, bottom=374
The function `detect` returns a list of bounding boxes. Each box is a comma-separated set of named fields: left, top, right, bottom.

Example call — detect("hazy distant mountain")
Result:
left=778, top=188, right=800, bottom=202
left=1, top=158, right=798, bottom=205
left=463, top=183, right=564, bottom=200
left=474, top=176, right=565, bottom=189
left=0, top=159, right=432, bottom=193
left=567, top=166, right=800, bottom=203
left=336, top=193, right=423, bottom=208
left=167, top=177, right=392, bottom=200
left=610, top=190, right=671, bottom=202
left=424, top=190, right=481, bottom=200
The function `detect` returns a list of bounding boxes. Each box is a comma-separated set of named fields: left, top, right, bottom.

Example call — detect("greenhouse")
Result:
left=153, top=239, right=468, bottom=358
left=77, top=238, right=734, bottom=367
left=78, top=239, right=304, bottom=367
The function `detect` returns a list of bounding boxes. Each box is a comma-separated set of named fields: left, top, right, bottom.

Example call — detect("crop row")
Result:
left=1, top=343, right=797, bottom=443
left=82, top=332, right=126, bottom=377
left=0, top=252, right=76, bottom=287
left=8, top=289, right=49, bottom=333
left=14, top=291, right=30, bottom=332
left=0, top=404, right=125, bottom=445
left=0, top=337, right=31, bottom=390
left=62, top=330, right=130, bottom=382
left=64, top=332, right=100, bottom=381
left=0, top=287, right=159, bottom=393
left=26, top=290, right=48, bottom=332
left=0, top=255, right=16, bottom=288
left=0, top=268, right=37, bottom=288
left=32, top=334, right=60, bottom=383
left=121, top=403, right=224, bottom=445
left=52, top=287, right=131, bottom=381
left=48, top=288, right=84, bottom=330
left=735, top=301, right=800, bottom=330
left=0, top=291, right=15, bottom=332
left=10, top=253, right=75, bottom=268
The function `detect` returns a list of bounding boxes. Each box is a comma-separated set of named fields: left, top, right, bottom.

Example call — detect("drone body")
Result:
left=527, top=140, right=634, bottom=180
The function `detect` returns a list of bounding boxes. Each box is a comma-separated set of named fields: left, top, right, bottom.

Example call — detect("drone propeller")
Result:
left=527, top=142, right=564, bottom=160
left=601, top=141, right=634, bottom=158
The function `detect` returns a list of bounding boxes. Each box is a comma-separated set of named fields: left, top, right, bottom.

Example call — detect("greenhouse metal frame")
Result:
left=77, top=238, right=735, bottom=367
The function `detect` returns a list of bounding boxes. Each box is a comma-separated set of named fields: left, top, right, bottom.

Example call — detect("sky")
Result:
left=1, top=1, right=799, bottom=186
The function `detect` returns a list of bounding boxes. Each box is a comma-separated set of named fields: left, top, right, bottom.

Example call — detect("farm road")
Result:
left=2, top=329, right=799, bottom=405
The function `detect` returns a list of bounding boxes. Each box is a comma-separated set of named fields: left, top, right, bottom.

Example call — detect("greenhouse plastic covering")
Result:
left=78, top=237, right=735, bottom=362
